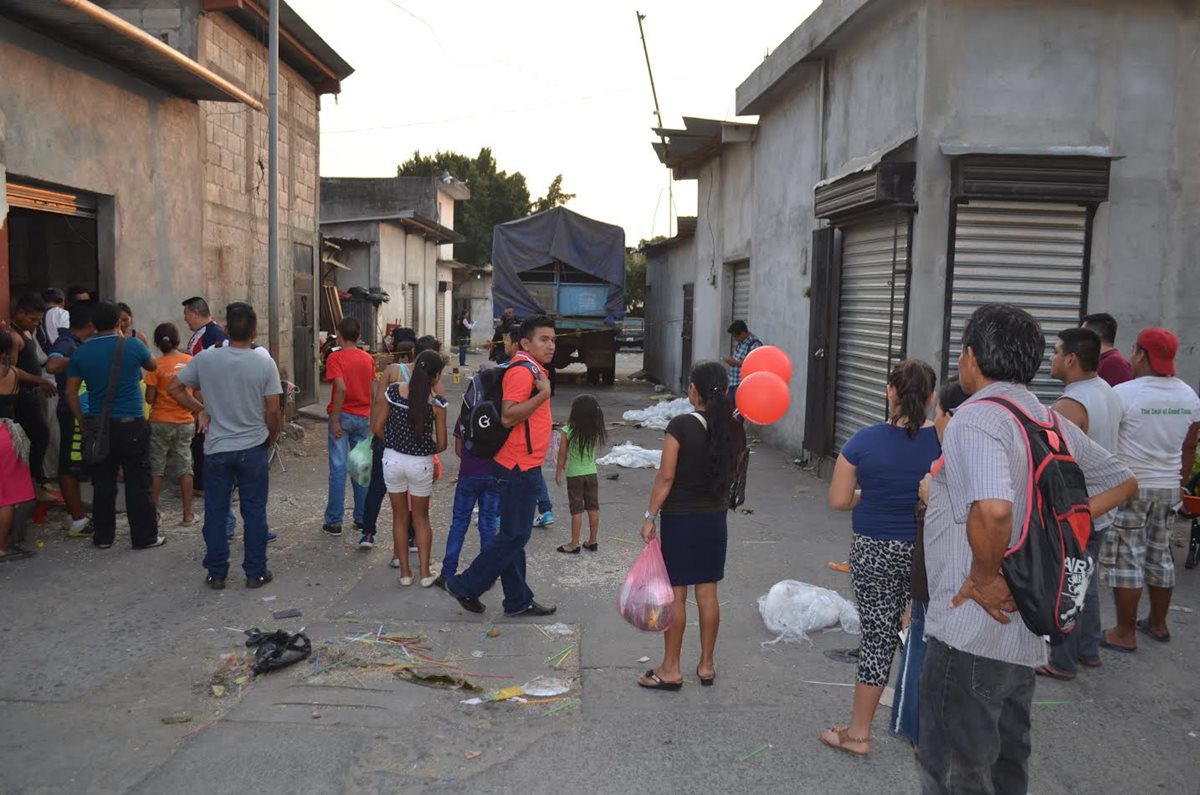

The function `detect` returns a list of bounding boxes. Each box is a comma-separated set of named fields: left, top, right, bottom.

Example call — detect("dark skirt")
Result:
left=660, top=510, right=727, bottom=586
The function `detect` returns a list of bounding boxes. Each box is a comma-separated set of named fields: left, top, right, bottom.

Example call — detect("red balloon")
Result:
left=735, top=371, right=791, bottom=425
left=742, top=345, right=793, bottom=383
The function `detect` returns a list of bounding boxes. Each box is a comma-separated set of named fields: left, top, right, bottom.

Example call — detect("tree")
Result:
left=531, top=174, right=576, bottom=213
left=624, top=248, right=646, bottom=315
left=397, top=148, right=532, bottom=266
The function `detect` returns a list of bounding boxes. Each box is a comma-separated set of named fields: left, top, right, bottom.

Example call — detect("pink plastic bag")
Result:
left=618, top=538, right=677, bottom=632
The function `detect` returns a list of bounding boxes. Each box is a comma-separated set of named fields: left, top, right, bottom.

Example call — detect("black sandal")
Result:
left=696, top=666, right=715, bottom=686
left=637, top=669, right=683, bottom=691
left=556, top=544, right=581, bottom=554
left=582, top=542, right=598, bottom=551
left=0, top=545, right=35, bottom=563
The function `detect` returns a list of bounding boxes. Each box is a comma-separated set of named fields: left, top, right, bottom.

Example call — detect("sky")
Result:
left=289, top=0, right=821, bottom=247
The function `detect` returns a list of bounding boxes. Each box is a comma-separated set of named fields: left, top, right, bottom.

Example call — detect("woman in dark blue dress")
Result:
left=637, top=361, right=745, bottom=690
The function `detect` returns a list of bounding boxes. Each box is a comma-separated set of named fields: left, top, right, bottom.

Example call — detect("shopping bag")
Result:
left=348, top=437, right=373, bottom=488
left=617, top=538, right=677, bottom=632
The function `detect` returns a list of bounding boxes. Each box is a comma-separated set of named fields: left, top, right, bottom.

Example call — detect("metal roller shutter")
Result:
left=946, top=201, right=1087, bottom=403
left=731, top=261, right=751, bottom=327
left=834, top=213, right=910, bottom=449
left=405, top=283, right=417, bottom=329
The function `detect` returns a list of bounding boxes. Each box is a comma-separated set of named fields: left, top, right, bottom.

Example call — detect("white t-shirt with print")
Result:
left=1113, top=376, right=1200, bottom=488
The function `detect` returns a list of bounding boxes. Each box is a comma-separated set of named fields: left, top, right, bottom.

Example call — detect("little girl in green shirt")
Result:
left=555, top=394, right=606, bottom=553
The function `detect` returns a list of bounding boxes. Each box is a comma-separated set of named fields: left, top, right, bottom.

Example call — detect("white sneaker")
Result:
left=389, top=558, right=401, bottom=569
left=399, top=576, right=413, bottom=586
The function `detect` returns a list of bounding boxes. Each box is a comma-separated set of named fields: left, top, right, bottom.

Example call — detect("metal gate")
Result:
left=945, top=201, right=1088, bottom=403
left=681, top=283, right=695, bottom=393
left=731, top=261, right=751, bottom=328
left=833, top=212, right=910, bottom=449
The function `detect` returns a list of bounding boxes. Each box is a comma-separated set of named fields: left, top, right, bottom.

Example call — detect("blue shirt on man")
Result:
left=67, top=333, right=153, bottom=418
left=840, top=423, right=941, bottom=542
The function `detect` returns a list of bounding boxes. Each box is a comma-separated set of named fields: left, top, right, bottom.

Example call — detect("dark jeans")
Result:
left=441, top=474, right=500, bottom=578
left=1049, top=534, right=1101, bottom=674
left=202, top=442, right=270, bottom=580
left=16, top=390, right=48, bottom=482
left=89, top=418, right=158, bottom=547
left=458, top=340, right=469, bottom=367
left=918, top=637, right=1034, bottom=795
left=191, top=433, right=206, bottom=491
left=447, top=462, right=538, bottom=613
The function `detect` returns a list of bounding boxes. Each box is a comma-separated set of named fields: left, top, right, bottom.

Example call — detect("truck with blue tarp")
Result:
left=491, top=207, right=625, bottom=385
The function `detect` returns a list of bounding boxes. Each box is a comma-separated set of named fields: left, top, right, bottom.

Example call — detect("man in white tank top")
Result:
left=1041, top=327, right=1124, bottom=679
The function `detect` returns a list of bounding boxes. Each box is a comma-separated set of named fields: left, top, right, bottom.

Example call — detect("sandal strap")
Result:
left=831, top=726, right=871, bottom=744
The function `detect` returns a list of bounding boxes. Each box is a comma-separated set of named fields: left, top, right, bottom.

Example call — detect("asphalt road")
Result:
left=1, top=353, right=1196, bottom=794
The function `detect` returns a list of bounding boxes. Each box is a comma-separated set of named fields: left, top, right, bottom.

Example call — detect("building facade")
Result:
left=645, top=0, right=1199, bottom=457
left=0, top=0, right=351, bottom=404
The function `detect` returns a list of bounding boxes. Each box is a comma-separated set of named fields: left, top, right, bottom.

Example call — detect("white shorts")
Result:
left=381, top=449, right=434, bottom=497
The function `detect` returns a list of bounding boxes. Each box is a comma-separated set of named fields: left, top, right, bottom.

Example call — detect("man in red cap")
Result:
left=1102, top=328, right=1200, bottom=652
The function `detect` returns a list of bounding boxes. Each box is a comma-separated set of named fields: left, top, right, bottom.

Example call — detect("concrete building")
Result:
left=320, top=176, right=470, bottom=348
left=645, top=0, right=1200, bottom=458
left=0, top=0, right=352, bottom=405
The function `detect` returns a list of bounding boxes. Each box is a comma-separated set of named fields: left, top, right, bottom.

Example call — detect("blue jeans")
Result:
left=890, top=600, right=927, bottom=745
left=203, top=443, right=270, bottom=580
left=362, top=436, right=386, bottom=532
left=447, top=462, right=538, bottom=613
left=324, top=412, right=372, bottom=526
left=458, top=340, right=469, bottom=367
left=535, top=468, right=552, bottom=515
left=918, top=638, right=1034, bottom=795
left=441, top=474, right=500, bottom=577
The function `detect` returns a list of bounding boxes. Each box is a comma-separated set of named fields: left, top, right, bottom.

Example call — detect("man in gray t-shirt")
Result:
left=170, top=302, right=281, bottom=590
left=920, top=305, right=1135, bottom=795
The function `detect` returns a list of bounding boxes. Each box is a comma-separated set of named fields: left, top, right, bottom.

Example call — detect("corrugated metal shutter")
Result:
left=435, top=289, right=445, bottom=344
left=834, top=213, right=909, bottom=449
left=405, top=284, right=417, bottom=329
left=946, top=201, right=1087, bottom=403
left=731, top=262, right=751, bottom=327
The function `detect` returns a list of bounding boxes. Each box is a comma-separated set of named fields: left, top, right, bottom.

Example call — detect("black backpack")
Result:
left=982, top=397, right=1095, bottom=641
left=458, top=359, right=541, bottom=459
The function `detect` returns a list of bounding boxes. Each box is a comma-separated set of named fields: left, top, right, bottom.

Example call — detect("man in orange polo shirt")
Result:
left=444, top=315, right=558, bottom=616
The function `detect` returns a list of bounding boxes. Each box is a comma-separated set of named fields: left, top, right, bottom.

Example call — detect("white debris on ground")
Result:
left=758, top=580, right=861, bottom=646
left=598, top=442, right=662, bottom=469
left=621, top=397, right=693, bottom=431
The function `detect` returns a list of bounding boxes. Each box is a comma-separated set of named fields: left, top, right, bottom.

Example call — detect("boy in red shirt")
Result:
left=443, top=316, right=558, bottom=616
left=322, top=318, right=377, bottom=538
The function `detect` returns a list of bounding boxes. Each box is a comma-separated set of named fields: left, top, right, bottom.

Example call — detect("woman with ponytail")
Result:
left=820, top=358, right=940, bottom=758
left=374, top=349, right=448, bottom=587
left=144, top=323, right=195, bottom=526
left=637, top=361, right=745, bottom=690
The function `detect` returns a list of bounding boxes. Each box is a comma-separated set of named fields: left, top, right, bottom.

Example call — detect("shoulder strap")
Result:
left=99, top=337, right=127, bottom=422
left=690, top=410, right=708, bottom=430
left=502, top=358, right=542, bottom=455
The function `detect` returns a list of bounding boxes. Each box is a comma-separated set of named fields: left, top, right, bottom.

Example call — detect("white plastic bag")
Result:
left=622, top=397, right=693, bottom=431
left=757, top=580, right=860, bottom=646
left=597, top=442, right=662, bottom=469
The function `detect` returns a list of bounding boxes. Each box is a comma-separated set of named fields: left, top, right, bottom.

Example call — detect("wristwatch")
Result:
left=644, top=511, right=658, bottom=522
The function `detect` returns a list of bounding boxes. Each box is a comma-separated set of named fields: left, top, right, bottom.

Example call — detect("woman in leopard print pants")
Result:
left=819, top=359, right=941, bottom=759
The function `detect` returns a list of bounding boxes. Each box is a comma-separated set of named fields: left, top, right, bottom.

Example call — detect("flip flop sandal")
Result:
left=1099, top=637, right=1136, bottom=654
left=1034, top=664, right=1076, bottom=681
left=637, top=670, right=682, bottom=691
left=0, top=546, right=35, bottom=563
left=582, top=542, right=599, bottom=551
left=1136, top=619, right=1171, bottom=643
left=819, top=726, right=870, bottom=758
left=556, top=544, right=581, bottom=554
left=696, top=666, right=715, bottom=686
left=1078, top=657, right=1102, bottom=668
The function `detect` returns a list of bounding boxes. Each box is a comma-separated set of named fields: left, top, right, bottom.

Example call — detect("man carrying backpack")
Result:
left=920, top=304, right=1135, bottom=795
left=443, top=315, right=558, bottom=617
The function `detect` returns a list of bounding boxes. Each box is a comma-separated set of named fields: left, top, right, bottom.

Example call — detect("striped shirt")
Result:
left=728, top=334, right=762, bottom=388
left=924, top=381, right=1132, bottom=667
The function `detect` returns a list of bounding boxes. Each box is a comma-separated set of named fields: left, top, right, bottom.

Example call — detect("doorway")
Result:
left=680, top=282, right=694, bottom=393
left=292, top=244, right=315, bottom=406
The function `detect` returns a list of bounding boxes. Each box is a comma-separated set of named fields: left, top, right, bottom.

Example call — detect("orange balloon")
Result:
left=735, top=371, right=791, bottom=425
left=742, top=345, right=793, bottom=383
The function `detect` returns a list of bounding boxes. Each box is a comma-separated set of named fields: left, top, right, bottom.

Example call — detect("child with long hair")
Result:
left=373, top=349, right=448, bottom=586
left=144, top=323, right=195, bottom=525
left=554, top=394, right=606, bottom=553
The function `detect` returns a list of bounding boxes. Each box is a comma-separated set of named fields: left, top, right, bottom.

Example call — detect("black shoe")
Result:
left=246, top=570, right=274, bottom=589
left=444, top=579, right=484, bottom=613
left=432, top=575, right=446, bottom=591
left=205, top=574, right=226, bottom=590
left=322, top=524, right=343, bottom=537
left=505, top=601, right=557, bottom=618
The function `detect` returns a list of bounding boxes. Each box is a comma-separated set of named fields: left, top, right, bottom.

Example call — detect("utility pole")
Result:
left=636, top=11, right=672, bottom=238
left=267, top=0, right=280, bottom=360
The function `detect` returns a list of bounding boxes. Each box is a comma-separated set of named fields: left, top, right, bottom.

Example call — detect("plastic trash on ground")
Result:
left=522, top=677, right=572, bottom=697
left=757, top=580, right=860, bottom=646
left=618, top=538, right=677, bottom=632
left=597, top=442, right=662, bottom=469
left=622, top=397, right=693, bottom=431
left=348, top=436, right=373, bottom=488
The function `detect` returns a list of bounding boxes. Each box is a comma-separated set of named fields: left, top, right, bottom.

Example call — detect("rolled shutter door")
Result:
left=834, top=213, right=909, bottom=449
left=947, top=201, right=1087, bottom=403
left=732, top=262, right=751, bottom=327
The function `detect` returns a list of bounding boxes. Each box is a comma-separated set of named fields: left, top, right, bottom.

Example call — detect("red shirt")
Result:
left=494, top=352, right=551, bottom=471
left=1097, top=348, right=1134, bottom=387
left=324, top=347, right=376, bottom=417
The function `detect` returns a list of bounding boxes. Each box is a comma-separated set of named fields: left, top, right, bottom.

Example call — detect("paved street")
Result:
left=1, top=352, right=1196, bottom=794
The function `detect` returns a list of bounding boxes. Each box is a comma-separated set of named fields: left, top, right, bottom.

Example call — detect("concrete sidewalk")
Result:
left=0, top=373, right=1195, bottom=794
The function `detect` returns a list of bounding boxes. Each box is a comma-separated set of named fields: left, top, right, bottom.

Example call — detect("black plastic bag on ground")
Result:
left=244, top=628, right=312, bottom=674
